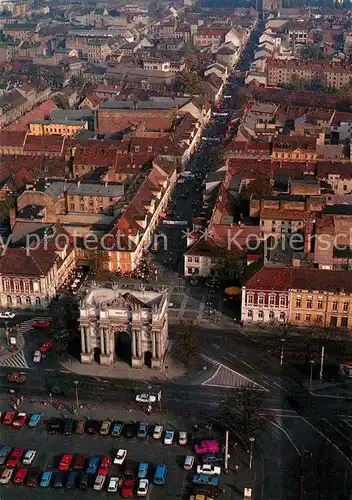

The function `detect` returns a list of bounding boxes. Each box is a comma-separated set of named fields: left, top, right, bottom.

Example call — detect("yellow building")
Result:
left=29, top=119, right=88, bottom=137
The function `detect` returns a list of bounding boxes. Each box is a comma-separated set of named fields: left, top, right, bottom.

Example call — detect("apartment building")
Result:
left=87, top=41, right=111, bottom=63
left=29, top=119, right=88, bottom=137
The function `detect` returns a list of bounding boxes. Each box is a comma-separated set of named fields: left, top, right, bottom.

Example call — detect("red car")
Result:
left=6, top=372, right=27, bottom=383
left=32, top=320, right=51, bottom=329
left=7, top=448, right=23, bottom=467
left=58, top=454, right=73, bottom=471
left=121, top=479, right=134, bottom=498
left=98, top=456, right=112, bottom=476
left=12, top=412, right=27, bottom=429
left=73, top=455, right=85, bottom=470
left=13, top=468, right=27, bottom=484
left=39, top=339, right=54, bottom=353
left=3, top=412, right=16, bottom=425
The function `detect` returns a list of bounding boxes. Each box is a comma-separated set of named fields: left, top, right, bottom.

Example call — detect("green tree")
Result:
left=48, top=294, right=79, bottom=348
left=183, top=71, right=206, bottom=95
left=211, top=247, right=245, bottom=280
left=0, top=196, right=16, bottom=225
left=240, top=177, right=273, bottom=200
left=235, top=87, right=253, bottom=106
left=86, top=249, right=110, bottom=275
left=175, top=319, right=199, bottom=366
left=218, top=386, right=265, bottom=440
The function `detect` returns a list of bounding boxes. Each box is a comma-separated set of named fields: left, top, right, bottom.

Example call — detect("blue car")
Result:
left=28, top=413, right=42, bottom=427
left=65, top=471, right=78, bottom=489
left=138, top=462, right=149, bottom=479
left=40, top=471, right=52, bottom=488
left=86, top=456, right=100, bottom=475
left=53, top=472, right=64, bottom=488
left=202, top=454, right=222, bottom=464
left=192, top=474, right=219, bottom=486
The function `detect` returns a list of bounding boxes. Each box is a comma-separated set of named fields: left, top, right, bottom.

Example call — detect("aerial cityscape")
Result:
left=0, top=0, right=351, bottom=498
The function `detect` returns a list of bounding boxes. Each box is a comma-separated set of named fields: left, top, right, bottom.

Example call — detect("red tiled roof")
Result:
left=0, top=131, right=27, bottom=147
left=316, top=162, right=352, bottom=180
left=5, top=100, right=58, bottom=132
left=245, top=267, right=352, bottom=293
left=331, top=111, right=352, bottom=126
left=23, top=135, right=64, bottom=152
left=272, top=135, right=316, bottom=151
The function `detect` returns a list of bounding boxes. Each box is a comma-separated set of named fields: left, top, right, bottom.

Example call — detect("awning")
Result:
left=224, top=286, right=241, bottom=296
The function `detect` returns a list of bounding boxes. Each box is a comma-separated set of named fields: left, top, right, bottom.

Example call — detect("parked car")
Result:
left=98, top=456, right=112, bottom=476
left=28, top=413, right=41, bottom=427
left=121, top=479, right=134, bottom=498
left=7, top=448, right=23, bottom=467
left=107, top=476, right=119, bottom=492
left=6, top=372, right=27, bottom=383
left=39, top=339, right=54, bottom=352
left=40, top=471, right=52, bottom=488
left=202, top=454, right=222, bottom=465
left=153, top=424, right=163, bottom=439
left=75, top=419, right=86, bottom=434
left=124, top=460, right=136, bottom=476
left=63, top=419, right=75, bottom=435
left=12, top=412, right=27, bottom=428
left=197, top=464, right=221, bottom=476
left=153, top=464, right=168, bottom=485
left=111, top=422, right=123, bottom=437
left=194, top=441, right=220, bottom=455
left=73, top=455, right=85, bottom=470
left=184, top=455, right=195, bottom=471
left=0, top=445, right=11, bottom=466
left=179, top=431, right=188, bottom=445
left=26, top=471, right=39, bottom=487
left=137, top=423, right=148, bottom=438
left=79, top=473, right=89, bottom=490
left=86, top=420, right=100, bottom=434
left=23, top=449, right=37, bottom=465
left=0, top=468, right=14, bottom=485
left=137, top=478, right=149, bottom=496
left=3, top=411, right=16, bottom=425
left=192, top=475, right=220, bottom=486
left=86, top=456, right=100, bottom=475
left=33, top=350, right=42, bottom=363
left=53, top=471, right=64, bottom=488
left=136, top=393, right=156, bottom=403
left=100, top=419, right=112, bottom=435
left=58, top=454, right=73, bottom=471
left=114, top=449, right=127, bottom=465
left=65, top=471, right=78, bottom=489
left=47, top=418, right=63, bottom=434
left=93, top=474, right=106, bottom=491
left=0, top=311, right=15, bottom=319
left=164, top=430, right=174, bottom=445
left=138, top=462, right=149, bottom=479
left=32, top=320, right=51, bottom=329
left=123, top=423, right=136, bottom=438
left=14, top=468, right=27, bottom=484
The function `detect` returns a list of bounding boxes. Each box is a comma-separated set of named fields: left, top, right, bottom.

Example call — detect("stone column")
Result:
left=104, top=329, right=110, bottom=356
left=157, top=332, right=161, bottom=358
left=85, top=327, right=91, bottom=353
left=100, top=328, right=105, bottom=355
left=137, top=331, right=142, bottom=358
left=81, top=327, right=86, bottom=354
left=152, top=331, right=156, bottom=358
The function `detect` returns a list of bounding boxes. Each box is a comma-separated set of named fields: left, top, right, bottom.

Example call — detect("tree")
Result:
left=0, top=196, right=16, bottom=225
left=211, top=247, right=246, bottom=280
left=175, top=319, right=199, bottom=366
left=48, top=294, right=79, bottom=343
left=240, top=177, right=274, bottom=200
left=183, top=71, right=207, bottom=95
left=86, top=249, right=110, bottom=275
left=235, top=87, right=253, bottom=106
left=218, top=386, right=265, bottom=440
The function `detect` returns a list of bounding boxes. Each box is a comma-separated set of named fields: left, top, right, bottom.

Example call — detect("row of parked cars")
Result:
left=1, top=411, right=41, bottom=428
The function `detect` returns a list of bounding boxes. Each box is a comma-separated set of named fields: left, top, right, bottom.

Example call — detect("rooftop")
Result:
left=82, top=287, right=166, bottom=308
left=41, top=180, right=124, bottom=199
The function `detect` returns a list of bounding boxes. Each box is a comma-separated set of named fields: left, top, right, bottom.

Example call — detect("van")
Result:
left=184, top=455, right=194, bottom=471
left=153, top=464, right=167, bottom=485
left=93, top=474, right=106, bottom=491
left=194, top=440, right=220, bottom=455
left=138, top=462, right=149, bottom=479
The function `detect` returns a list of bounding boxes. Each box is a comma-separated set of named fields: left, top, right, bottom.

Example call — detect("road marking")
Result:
left=266, top=419, right=301, bottom=455
left=212, top=343, right=220, bottom=349
left=323, top=418, right=352, bottom=443
left=227, top=352, right=237, bottom=359
left=241, top=360, right=254, bottom=369
left=273, top=381, right=289, bottom=394
left=201, top=365, right=221, bottom=386
left=343, top=419, right=352, bottom=429
left=301, top=417, right=352, bottom=465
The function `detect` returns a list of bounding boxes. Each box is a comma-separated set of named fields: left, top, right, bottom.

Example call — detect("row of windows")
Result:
left=187, top=256, right=217, bottom=264
left=3, top=280, right=39, bottom=293
left=295, top=297, right=349, bottom=312
left=247, top=295, right=287, bottom=307
left=7, top=296, right=41, bottom=305
left=247, top=310, right=286, bottom=320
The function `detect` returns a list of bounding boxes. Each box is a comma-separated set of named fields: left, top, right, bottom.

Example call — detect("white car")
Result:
left=0, top=468, right=14, bottom=484
left=0, top=311, right=15, bottom=319
left=164, top=430, right=174, bottom=445
left=114, top=449, right=127, bottom=465
left=23, top=449, right=37, bottom=465
left=108, top=476, right=119, bottom=493
left=137, top=478, right=149, bottom=497
left=153, top=424, right=163, bottom=439
left=196, top=464, right=221, bottom=476
left=33, top=350, right=41, bottom=363
left=179, top=431, right=187, bottom=445
left=136, top=393, right=156, bottom=403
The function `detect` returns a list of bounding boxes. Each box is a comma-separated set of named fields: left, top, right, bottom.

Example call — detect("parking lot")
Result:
left=0, top=405, right=241, bottom=500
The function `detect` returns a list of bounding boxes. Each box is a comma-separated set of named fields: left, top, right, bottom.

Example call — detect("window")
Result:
left=258, top=295, right=264, bottom=306
left=317, top=297, right=323, bottom=309
left=343, top=301, right=349, bottom=312
left=35, top=297, right=41, bottom=305
left=269, top=295, right=275, bottom=307
left=305, top=313, right=311, bottom=322
left=247, top=310, right=253, bottom=319
left=295, top=313, right=301, bottom=321
left=14, top=281, right=20, bottom=292
left=280, top=296, right=286, bottom=307
left=4, top=280, right=10, bottom=291
left=7, top=295, right=12, bottom=305
left=70, top=203, right=75, bottom=210
left=16, top=296, right=21, bottom=304
left=194, top=257, right=200, bottom=263
left=341, top=317, right=348, bottom=328
left=148, top=146, right=152, bottom=153
left=187, top=256, right=193, bottom=262
left=247, top=295, right=254, bottom=306
left=33, top=281, right=39, bottom=292
left=269, top=311, right=275, bottom=320
left=134, top=146, right=140, bottom=153
left=210, top=258, right=216, bottom=264
left=258, top=310, right=264, bottom=319
left=280, top=312, right=285, bottom=321
left=306, top=297, right=312, bottom=309
left=332, top=300, right=338, bottom=312
left=25, top=297, right=31, bottom=305
left=296, top=297, right=301, bottom=308
left=316, top=315, right=323, bottom=324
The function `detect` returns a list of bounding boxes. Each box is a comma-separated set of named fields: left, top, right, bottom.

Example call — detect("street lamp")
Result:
left=280, top=338, right=286, bottom=367
left=249, top=437, right=255, bottom=470
left=309, top=360, right=315, bottom=390
left=73, top=380, right=79, bottom=410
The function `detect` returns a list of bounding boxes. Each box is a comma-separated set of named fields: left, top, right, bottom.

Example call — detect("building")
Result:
left=0, top=224, right=75, bottom=310
left=79, top=286, right=168, bottom=368
left=29, top=119, right=88, bottom=137
left=262, top=0, right=281, bottom=13
left=87, top=41, right=111, bottom=63
left=193, top=28, right=229, bottom=49
left=242, top=267, right=352, bottom=328
left=271, top=136, right=318, bottom=161
left=266, top=59, right=352, bottom=91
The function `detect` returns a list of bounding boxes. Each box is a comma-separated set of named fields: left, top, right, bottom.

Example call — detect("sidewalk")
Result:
left=0, top=327, right=25, bottom=362
left=302, top=378, right=352, bottom=399
left=59, top=352, right=187, bottom=382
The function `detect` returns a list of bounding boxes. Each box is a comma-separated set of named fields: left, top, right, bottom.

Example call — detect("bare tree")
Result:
left=175, top=319, right=199, bottom=366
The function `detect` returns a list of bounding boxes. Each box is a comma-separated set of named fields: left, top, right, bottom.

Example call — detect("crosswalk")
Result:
left=0, top=349, right=29, bottom=368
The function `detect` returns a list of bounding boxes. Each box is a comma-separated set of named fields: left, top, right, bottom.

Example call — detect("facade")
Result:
left=87, top=41, right=111, bottom=63
left=79, top=287, right=168, bottom=369
left=29, top=120, right=88, bottom=136
left=0, top=225, right=75, bottom=310
left=242, top=267, right=352, bottom=328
